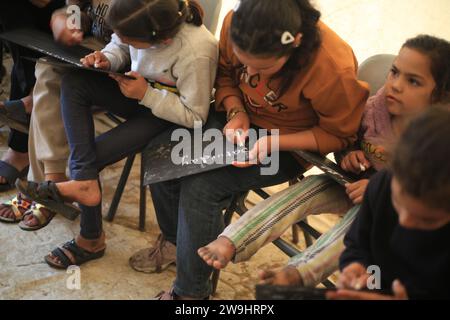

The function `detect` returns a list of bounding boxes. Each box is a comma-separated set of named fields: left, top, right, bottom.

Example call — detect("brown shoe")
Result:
left=129, top=234, right=176, bottom=273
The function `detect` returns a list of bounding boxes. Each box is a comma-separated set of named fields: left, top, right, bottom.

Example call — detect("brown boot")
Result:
left=129, top=234, right=176, bottom=273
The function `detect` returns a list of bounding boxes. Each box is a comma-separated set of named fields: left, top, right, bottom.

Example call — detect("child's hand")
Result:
left=223, top=112, right=250, bottom=145
left=327, top=279, right=408, bottom=300
left=345, top=179, right=369, bottom=204
left=30, top=0, right=51, bottom=8
left=232, top=135, right=272, bottom=168
left=337, top=262, right=369, bottom=290
left=341, top=150, right=371, bottom=174
left=50, top=14, right=83, bottom=46
left=258, top=265, right=303, bottom=286
left=80, top=51, right=111, bottom=70
left=110, top=71, right=148, bottom=101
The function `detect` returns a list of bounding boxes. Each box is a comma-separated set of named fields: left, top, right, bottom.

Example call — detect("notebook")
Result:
left=0, top=28, right=132, bottom=78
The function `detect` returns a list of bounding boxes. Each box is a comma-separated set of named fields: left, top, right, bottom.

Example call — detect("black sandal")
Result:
left=0, top=161, right=28, bottom=192
left=45, top=239, right=106, bottom=269
left=15, top=179, right=80, bottom=221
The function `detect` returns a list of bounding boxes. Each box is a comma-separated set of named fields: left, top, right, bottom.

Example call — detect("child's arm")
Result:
left=304, top=66, right=370, bottom=156
left=339, top=176, right=377, bottom=270
left=101, top=34, right=131, bottom=72
left=139, top=56, right=217, bottom=128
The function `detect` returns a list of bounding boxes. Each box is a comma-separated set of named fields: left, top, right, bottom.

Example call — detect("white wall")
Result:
left=217, top=0, right=450, bottom=63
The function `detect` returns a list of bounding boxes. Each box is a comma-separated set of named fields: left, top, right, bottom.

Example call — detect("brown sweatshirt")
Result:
left=215, top=12, right=369, bottom=155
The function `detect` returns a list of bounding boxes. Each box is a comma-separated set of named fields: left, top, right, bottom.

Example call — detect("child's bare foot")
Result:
left=56, top=179, right=101, bottom=206
left=258, top=265, right=303, bottom=286
left=197, top=236, right=236, bottom=270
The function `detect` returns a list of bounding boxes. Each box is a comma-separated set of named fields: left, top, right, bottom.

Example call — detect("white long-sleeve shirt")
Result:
left=102, top=23, right=218, bottom=128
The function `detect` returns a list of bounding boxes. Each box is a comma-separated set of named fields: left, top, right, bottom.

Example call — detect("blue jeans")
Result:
left=60, top=70, right=172, bottom=239
left=150, top=152, right=304, bottom=298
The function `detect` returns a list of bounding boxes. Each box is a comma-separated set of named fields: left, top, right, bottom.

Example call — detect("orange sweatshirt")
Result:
left=215, top=12, right=369, bottom=155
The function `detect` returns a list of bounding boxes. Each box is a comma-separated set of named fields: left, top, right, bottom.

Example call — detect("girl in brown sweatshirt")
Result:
left=150, top=0, right=369, bottom=300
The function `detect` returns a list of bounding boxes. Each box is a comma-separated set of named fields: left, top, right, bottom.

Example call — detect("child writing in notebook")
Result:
left=328, top=106, right=450, bottom=300
left=18, top=0, right=218, bottom=269
left=146, top=0, right=369, bottom=300
left=199, top=34, right=450, bottom=289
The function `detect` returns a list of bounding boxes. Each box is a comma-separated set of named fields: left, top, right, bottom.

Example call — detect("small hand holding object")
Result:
left=223, top=112, right=250, bottom=145
left=258, top=265, right=303, bottom=286
left=30, top=0, right=51, bottom=8
left=327, top=279, right=408, bottom=300
left=336, top=262, right=369, bottom=291
left=110, top=71, right=148, bottom=100
left=345, top=179, right=369, bottom=204
left=80, top=51, right=111, bottom=69
left=341, top=150, right=371, bottom=174
left=232, top=135, right=272, bottom=168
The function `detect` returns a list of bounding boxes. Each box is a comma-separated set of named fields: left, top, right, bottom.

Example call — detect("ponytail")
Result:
left=185, top=0, right=204, bottom=26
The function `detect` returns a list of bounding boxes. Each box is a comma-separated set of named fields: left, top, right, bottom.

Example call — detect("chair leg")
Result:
left=139, top=155, right=146, bottom=231
left=105, top=154, right=136, bottom=222
left=301, top=218, right=315, bottom=247
left=291, top=225, right=300, bottom=244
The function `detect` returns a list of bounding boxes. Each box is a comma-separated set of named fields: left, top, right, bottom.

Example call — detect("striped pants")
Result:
left=220, top=174, right=359, bottom=286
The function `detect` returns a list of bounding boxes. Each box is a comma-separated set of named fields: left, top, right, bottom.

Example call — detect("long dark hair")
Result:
left=106, top=0, right=204, bottom=43
left=230, top=0, right=322, bottom=96
left=403, top=35, right=450, bottom=104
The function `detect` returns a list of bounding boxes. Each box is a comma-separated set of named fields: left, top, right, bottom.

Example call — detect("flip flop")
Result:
left=0, top=99, right=29, bottom=133
left=0, top=161, right=29, bottom=192
left=15, top=179, right=81, bottom=221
